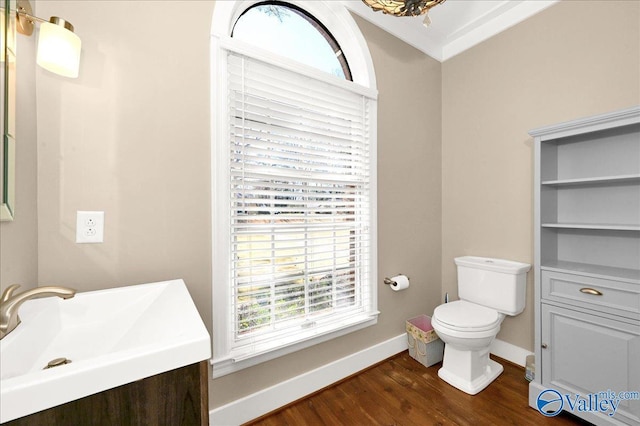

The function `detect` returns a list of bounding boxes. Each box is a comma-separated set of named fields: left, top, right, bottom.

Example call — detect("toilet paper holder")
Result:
left=384, top=275, right=409, bottom=286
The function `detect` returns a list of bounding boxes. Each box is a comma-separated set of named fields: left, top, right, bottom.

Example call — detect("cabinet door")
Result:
left=541, top=304, right=640, bottom=425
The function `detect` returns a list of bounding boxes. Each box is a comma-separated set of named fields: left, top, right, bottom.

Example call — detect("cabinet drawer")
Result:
left=541, top=270, right=640, bottom=320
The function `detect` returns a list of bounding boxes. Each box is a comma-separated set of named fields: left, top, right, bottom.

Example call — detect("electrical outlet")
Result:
left=76, top=211, right=104, bottom=243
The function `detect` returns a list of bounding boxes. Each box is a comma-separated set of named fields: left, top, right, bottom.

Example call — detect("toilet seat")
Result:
left=433, top=300, right=502, bottom=332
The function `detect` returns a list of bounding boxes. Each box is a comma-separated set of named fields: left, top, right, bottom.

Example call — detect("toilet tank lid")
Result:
left=454, top=256, right=531, bottom=274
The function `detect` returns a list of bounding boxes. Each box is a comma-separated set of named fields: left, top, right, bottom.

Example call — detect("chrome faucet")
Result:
left=0, top=284, right=76, bottom=339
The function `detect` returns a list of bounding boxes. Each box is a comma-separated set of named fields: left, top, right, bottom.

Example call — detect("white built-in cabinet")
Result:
left=529, top=106, right=640, bottom=426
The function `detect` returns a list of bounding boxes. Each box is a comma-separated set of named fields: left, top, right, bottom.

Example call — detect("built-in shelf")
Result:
left=531, top=106, right=640, bottom=426
left=541, top=174, right=640, bottom=186
left=541, top=260, right=640, bottom=284
left=541, top=223, right=640, bottom=231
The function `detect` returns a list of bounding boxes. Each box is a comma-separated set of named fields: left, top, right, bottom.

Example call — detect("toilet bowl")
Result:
left=432, top=300, right=504, bottom=395
left=431, top=256, right=530, bottom=395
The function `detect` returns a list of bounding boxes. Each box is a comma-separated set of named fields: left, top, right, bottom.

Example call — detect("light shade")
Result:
left=36, top=17, right=81, bottom=78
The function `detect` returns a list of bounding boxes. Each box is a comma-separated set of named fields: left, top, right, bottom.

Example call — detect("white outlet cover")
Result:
left=76, top=211, right=104, bottom=243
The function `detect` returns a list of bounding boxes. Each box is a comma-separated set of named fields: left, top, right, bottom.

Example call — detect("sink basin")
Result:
left=0, top=279, right=211, bottom=423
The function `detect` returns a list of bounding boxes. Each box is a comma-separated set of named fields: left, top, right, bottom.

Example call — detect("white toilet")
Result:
left=431, top=256, right=530, bottom=395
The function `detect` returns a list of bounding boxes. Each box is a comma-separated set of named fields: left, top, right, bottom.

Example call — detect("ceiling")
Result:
left=342, top=0, right=559, bottom=62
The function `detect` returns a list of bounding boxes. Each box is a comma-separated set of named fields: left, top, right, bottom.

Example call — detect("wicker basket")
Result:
left=406, top=315, right=444, bottom=368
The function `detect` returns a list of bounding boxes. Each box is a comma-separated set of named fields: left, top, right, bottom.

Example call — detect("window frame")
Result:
left=211, top=0, right=378, bottom=378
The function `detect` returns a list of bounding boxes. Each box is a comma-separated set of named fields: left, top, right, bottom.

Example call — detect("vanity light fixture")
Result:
left=361, top=0, right=446, bottom=27
left=16, top=0, right=81, bottom=78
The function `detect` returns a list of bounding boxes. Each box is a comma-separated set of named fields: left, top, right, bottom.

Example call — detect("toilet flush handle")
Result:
left=541, top=343, right=548, bottom=349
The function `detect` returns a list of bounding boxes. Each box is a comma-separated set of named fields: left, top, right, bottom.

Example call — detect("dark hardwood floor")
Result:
left=246, top=351, right=591, bottom=426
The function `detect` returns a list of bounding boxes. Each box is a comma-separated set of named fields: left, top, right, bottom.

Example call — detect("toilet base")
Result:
left=437, top=345, right=503, bottom=395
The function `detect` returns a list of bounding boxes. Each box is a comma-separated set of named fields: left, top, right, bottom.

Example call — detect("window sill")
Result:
left=211, top=312, right=379, bottom=378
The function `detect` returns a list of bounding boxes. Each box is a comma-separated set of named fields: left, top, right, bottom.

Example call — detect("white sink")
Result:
left=0, top=279, right=211, bottom=423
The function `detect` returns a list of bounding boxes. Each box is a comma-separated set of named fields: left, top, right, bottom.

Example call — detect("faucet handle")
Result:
left=0, top=284, right=21, bottom=304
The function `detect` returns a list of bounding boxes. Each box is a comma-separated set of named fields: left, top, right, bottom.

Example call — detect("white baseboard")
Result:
left=208, top=335, right=531, bottom=425
left=209, top=334, right=408, bottom=426
left=490, top=338, right=533, bottom=367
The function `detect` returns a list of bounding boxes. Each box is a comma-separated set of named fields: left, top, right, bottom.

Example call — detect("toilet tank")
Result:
left=455, top=256, right=531, bottom=316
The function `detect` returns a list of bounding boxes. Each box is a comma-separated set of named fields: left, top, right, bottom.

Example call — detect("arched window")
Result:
left=211, top=0, right=378, bottom=378
left=232, top=2, right=352, bottom=80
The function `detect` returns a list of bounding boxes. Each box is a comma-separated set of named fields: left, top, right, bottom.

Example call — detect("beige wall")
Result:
left=34, top=1, right=214, bottom=326
left=31, top=1, right=442, bottom=410
left=0, top=7, right=38, bottom=294
left=441, top=0, right=640, bottom=351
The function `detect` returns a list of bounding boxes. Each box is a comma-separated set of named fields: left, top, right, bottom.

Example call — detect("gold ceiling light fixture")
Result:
left=361, top=0, right=446, bottom=27
left=15, top=0, right=81, bottom=78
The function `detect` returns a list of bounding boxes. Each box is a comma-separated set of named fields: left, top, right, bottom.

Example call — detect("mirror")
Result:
left=1, top=0, right=16, bottom=221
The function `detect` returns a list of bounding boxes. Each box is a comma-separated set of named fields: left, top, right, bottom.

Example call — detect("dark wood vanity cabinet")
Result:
left=3, top=361, right=209, bottom=426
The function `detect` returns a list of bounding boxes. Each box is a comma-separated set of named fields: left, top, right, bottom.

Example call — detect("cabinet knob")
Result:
left=541, top=343, right=548, bottom=349
left=580, top=287, right=603, bottom=296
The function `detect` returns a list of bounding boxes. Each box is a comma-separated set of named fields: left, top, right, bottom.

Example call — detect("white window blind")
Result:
left=223, top=48, right=377, bottom=363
